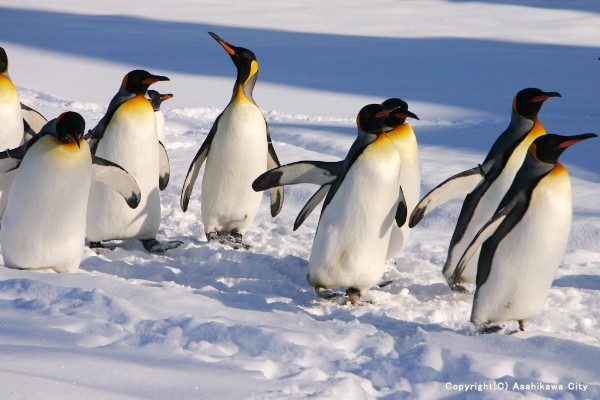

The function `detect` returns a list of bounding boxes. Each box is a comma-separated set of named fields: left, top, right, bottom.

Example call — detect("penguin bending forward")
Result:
left=86, top=70, right=179, bottom=253
left=0, top=112, right=141, bottom=272
left=180, top=32, right=284, bottom=249
left=255, top=104, right=407, bottom=304
left=408, top=88, right=560, bottom=290
left=453, top=133, right=597, bottom=332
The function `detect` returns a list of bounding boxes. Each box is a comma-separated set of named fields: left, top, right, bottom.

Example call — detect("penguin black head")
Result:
left=529, top=133, right=597, bottom=164
left=0, top=47, right=8, bottom=74
left=209, top=32, right=258, bottom=90
left=356, top=104, right=390, bottom=135
left=147, top=90, right=174, bottom=111
left=54, top=111, right=86, bottom=148
left=381, top=98, right=420, bottom=128
left=514, top=88, right=561, bottom=120
left=121, top=70, right=170, bottom=95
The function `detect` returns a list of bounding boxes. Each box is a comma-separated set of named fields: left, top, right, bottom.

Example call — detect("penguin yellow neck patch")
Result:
left=243, top=60, right=259, bottom=86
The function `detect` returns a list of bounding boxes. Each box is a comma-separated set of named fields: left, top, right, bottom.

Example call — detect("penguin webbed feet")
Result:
left=88, top=241, right=116, bottom=253
left=313, top=286, right=371, bottom=306
left=479, top=320, right=525, bottom=335
left=140, top=238, right=183, bottom=253
left=206, top=229, right=251, bottom=250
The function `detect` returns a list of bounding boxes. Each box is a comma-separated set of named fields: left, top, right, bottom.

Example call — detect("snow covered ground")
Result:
left=1, top=1, right=600, bottom=398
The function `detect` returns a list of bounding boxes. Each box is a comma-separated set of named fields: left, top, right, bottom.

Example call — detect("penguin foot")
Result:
left=480, top=325, right=505, bottom=334
left=140, top=238, right=183, bottom=253
left=450, top=283, right=474, bottom=294
left=345, top=288, right=361, bottom=305
left=216, top=230, right=251, bottom=250
left=88, top=241, right=115, bottom=253
left=315, top=287, right=345, bottom=301
left=518, top=320, right=525, bottom=332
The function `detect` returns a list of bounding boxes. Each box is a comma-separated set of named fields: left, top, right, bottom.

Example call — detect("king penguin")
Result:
left=0, top=112, right=141, bottom=272
left=256, top=104, right=407, bottom=303
left=452, top=132, right=597, bottom=332
left=408, top=88, right=561, bottom=290
left=147, top=89, right=173, bottom=144
left=381, top=98, right=420, bottom=260
left=180, top=32, right=284, bottom=249
left=86, top=69, right=179, bottom=253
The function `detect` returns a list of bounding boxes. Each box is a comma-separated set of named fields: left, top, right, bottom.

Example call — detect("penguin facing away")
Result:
left=453, top=133, right=597, bottom=332
left=0, top=47, right=25, bottom=150
left=256, top=104, right=407, bottom=303
left=180, top=32, right=284, bottom=249
left=408, top=88, right=561, bottom=290
left=86, top=69, right=180, bottom=253
left=380, top=98, right=420, bottom=260
left=0, top=112, right=141, bottom=273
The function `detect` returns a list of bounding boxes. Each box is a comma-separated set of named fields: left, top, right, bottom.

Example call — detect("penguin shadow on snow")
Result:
left=81, top=246, right=317, bottom=313
left=553, top=273, right=600, bottom=291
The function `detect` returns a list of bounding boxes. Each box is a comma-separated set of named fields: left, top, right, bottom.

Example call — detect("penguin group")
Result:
left=0, top=33, right=597, bottom=335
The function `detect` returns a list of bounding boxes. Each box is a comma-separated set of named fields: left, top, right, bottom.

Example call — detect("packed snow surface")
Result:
left=0, top=1, right=599, bottom=398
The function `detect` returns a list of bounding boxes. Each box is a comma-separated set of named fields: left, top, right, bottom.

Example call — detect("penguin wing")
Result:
left=180, top=118, right=219, bottom=212
left=158, top=141, right=170, bottom=190
left=395, top=184, right=408, bottom=227
left=21, top=102, right=47, bottom=140
left=450, top=195, right=526, bottom=287
left=253, top=160, right=343, bottom=191
left=294, top=184, right=331, bottom=230
left=0, top=136, right=41, bottom=172
left=266, top=135, right=285, bottom=217
left=91, top=155, right=142, bottom=209
left=409, top=166, right=485, bottom=227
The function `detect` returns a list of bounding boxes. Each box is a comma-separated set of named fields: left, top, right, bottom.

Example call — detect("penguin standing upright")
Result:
left=180, top=32, right=284, bottom=249
left=147, top=89, right=173, bottom=144
left=409, top=88, right=561, bottom=289
left=381, top=98, right=420, bottom=260
left=0, top=47, right=27, bottom=219
left=0, top=112, right=141, bottom=272
left=86, top=69, right=179, bottom=253
left=255, top=104, right=407, bottom=303
left=453, top=133, right=597, bottom=332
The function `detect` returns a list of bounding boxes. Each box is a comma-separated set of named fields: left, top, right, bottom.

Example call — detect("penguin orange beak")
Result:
left=531, top=91, right=561, bottom=103
left=391, top=110, right=420, bottom=120
left=161, top=93, right=174, bottom=101
left=208, top=32, right=237, bottom=56
left=67, top=133, right=81, bottom=148
left=142, top=75, right=170, bottom=85
left=557, top=133, right=597, bottom=149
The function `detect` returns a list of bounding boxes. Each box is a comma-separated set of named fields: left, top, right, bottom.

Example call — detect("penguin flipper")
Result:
left=294, top=184, right=330, bottom=230
left=409, top=166, right=485, bottom=227
left=450, top=198, right=522, bottom=287
left=158, top=141, right=170, bottom=190
left=91, top=155, right=142, bottom=209
left=0, top=139, right=37, bottom=173
left=395, top=185, right=408, bottom=227
left=253, top=161, right=343, bottom=191
left=180, top=121, right=218, bottom=212
left=267, top=139, right=284, bottom=217
left=21, top=102, right=47, bottom=139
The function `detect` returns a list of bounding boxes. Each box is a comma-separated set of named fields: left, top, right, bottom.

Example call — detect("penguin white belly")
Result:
left=0, top=77, right=25, bottom=218
left=471, top=174, right=572, bottom=325
left=87, top=96, right=160, bottom=241
left=201, top=101, right=267, bottom=235
left=155, top=110, right=166, bottom=143
left=308, top=136, right=401, bottom=292
left=444, top=137, right=533, bottom=283
left=387, top=131, right=419, bottom=259
left=1, top=136, right=92, bottom=272
left=0, top=76, right=24, bottom=149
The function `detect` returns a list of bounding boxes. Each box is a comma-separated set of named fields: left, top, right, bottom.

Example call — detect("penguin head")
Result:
left=381, top=98, right=420, bottom=128
left=513, top=88, right=561, bottom=119
left=529, top=133, right=597, bottom=164
left=146, top=90, right=174, bottom=111
left=0, top=47, right=8, bottom=75
left=52, top=111, right=86, bottom=148
left=121, top=70, right=170, bottom=95
left=356, top=104, right=390, bottom=135
left=209, top=32, right=259, bottom=90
